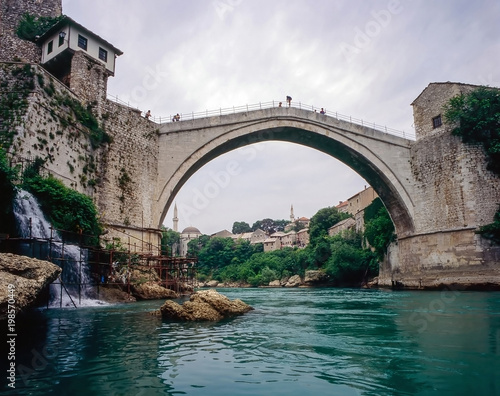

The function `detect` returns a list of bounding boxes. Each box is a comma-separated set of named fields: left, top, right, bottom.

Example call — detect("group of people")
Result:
left=279, top=96, right=326, bottom=115
left=144, top=110, right=181, bottom=122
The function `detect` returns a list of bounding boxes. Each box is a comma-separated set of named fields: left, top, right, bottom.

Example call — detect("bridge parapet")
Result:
left=159, top=106, right=415, bottom=142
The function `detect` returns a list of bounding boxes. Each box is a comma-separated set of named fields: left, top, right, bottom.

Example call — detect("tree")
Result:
left=443, top=86, right=500, bottom=174
left=308, top=206, right=350, bottom=246
left=232, top=221, right=251, bottom=234
left=324, top=231, right=377, bottom=285
left=363, top=198, right=395, bottom=260
left=251, top=218, right=289, bottom=234
left=161, top=228, right=180, bottom=256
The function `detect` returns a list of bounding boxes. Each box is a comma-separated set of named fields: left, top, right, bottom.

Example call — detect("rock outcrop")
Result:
left=131, top=281, right=179, bottom=300
left=159, top=289, right=253, bottom=321
left=303, top=270, right=330, bottom=285
left=0, top=253, right=61, bottom=320
left=284, top=274, right=302, bottom=287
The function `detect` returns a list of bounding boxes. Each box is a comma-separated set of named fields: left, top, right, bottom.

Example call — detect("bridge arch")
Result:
left=156, top=108, right=415, bottom=237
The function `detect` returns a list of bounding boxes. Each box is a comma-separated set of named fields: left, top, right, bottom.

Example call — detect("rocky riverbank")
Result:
left=0, top=253, right=61, bottom=321
left=197, top=270, right=376, bottom=289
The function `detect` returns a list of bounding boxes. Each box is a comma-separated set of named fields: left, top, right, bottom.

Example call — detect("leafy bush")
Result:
left=0, top=149, right=17, bottom=227
left=444, top=87, right=500, bottom=241
left=23, top=169, right=103, bottom=244
left=444, top=87, right=500, bottom=174
left=363, top=198, right=395, bottom=260
left=323, top=231, right=377, bottom=284
left=16, top=13, right=63, bottom=42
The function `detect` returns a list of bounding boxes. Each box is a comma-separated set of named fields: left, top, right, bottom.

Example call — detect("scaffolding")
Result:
left=0, top=219, right=197, bottom=308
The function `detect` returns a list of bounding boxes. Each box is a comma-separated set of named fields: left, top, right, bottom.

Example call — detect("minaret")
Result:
left=173, top=203, right=179, bottom=232
left=290, top=204, right=295, bottom=222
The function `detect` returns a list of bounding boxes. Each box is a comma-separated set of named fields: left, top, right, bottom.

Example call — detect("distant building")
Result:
left=263, top=237, right=280, bottom=252
left=296, top=228, right=309, bottom=248
left=328, top=218, right=356, bottom=237
left=336, top=200, right=349, bottom=213
left=285, top=204, right=310, bottom=232
left=179, top=226, right=202, bottom=257
left=232, top=228, right=268, bottom=245
left=211, top=229, right=234, bottom=238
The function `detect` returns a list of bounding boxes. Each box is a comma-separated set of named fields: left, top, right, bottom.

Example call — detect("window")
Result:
left=98, top=47, right=108, bottom=62
left=78, top=34, right=88, bottom=50
left=58, top=34, right=64, bottom=47
left=432, top=115, right=442, bottom=129
left=47, top=40, right=53, bottom=54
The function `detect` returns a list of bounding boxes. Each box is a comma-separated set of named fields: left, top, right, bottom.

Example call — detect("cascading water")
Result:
left=13, top=189, right=106, bottom=307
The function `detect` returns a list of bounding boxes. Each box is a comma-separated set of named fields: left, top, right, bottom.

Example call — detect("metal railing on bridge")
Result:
left=106, top=95, right=416, bottom=140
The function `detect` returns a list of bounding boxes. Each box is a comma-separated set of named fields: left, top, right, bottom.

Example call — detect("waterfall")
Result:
left=13, top=190, right=106, bottom=307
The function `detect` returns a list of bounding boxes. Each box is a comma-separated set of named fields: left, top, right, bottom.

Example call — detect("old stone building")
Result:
left=1, top=0, right=160, bottom=252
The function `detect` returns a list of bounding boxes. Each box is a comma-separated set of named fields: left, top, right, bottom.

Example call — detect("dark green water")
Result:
left=2, top=288, right=500, bottom=395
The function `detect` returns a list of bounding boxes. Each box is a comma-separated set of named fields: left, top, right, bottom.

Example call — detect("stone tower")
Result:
left=0, top=0, right=62, bottom=63
left=290, top=204, right=295, bottom=222
left=173, top=203, right=179, bottom=232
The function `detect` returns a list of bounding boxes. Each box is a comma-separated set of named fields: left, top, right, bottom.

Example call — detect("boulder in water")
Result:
left=0, top=253, right=61, bottom=320
left=159, top=289, right=253, bottom=321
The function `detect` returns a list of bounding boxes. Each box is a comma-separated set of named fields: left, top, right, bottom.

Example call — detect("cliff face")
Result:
left=0, top=253, right=61, bottom=320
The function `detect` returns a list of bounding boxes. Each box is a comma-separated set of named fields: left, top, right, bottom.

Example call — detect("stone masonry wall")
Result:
left=410, top=83, right=500, bottom=233
left=97, top=99, right=159, bottom=230
left=70, top=51, right=109, bottom=111
left=1, top=62, right=104, bottom=196
left=1, top=62, right=160, bottom=239
left=0, top=0, right=62, bottom=63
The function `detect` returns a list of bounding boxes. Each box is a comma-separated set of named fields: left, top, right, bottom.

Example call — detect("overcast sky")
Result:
left=62, top=0, right=500, bottom=235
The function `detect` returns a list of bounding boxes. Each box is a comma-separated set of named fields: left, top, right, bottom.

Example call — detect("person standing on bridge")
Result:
left=145, top=110, right=151, bottom=119
left=286, top=96, right=292, bottom=107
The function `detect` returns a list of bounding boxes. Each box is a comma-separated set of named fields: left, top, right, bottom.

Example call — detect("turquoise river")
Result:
left=2, top=288, right=500, bottom=395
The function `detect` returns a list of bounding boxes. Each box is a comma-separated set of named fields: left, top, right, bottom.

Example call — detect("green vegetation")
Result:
left=0, top=64, right=33, bottom=151
left=191, top=203, right=392, bottom=287
left=161, top=228, right=180, bottom=256
left=363, top=198, right=396, bottom=260
left=444, top=86, right=500, bottom=242
left=16, top=13, right=63, bottom=42
left=21, top=160, right=103, bottom=244
left=0, top=149, right=17, bottom=227
left=308, top=206, right=351, bottom=245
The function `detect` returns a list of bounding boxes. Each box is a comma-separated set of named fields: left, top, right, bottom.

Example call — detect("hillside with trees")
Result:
left=173, top=200, right=394, bottom=287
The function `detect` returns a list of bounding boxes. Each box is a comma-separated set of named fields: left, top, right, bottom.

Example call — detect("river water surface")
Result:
left=2, top=288, right=500, bottom=395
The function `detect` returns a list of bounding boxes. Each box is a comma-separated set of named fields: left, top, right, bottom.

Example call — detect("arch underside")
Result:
left=158, top=125, right=415, bottom=237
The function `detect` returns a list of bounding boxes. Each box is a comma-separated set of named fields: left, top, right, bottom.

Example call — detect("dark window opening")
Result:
left=58, top=34, right=64, bottom=47
left=98, top=47, right=108, bottom=62
left=432, top=115, right=442, bottom=129
left=47, top=40, right=53, bottom=54
left=78, top=34, right=88, bottom=51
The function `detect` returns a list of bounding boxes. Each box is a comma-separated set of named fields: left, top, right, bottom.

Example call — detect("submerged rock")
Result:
left=0, top=253, right=61, bottom=320
left=159, top=289, right=253, bottom=321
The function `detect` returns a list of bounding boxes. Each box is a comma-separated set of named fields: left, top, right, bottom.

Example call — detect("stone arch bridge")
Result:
left=147, top=96, right=499, bottom=288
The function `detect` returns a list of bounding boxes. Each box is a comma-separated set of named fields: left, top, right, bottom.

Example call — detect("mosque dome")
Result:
left=182, top=226, right=201, bottom=234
